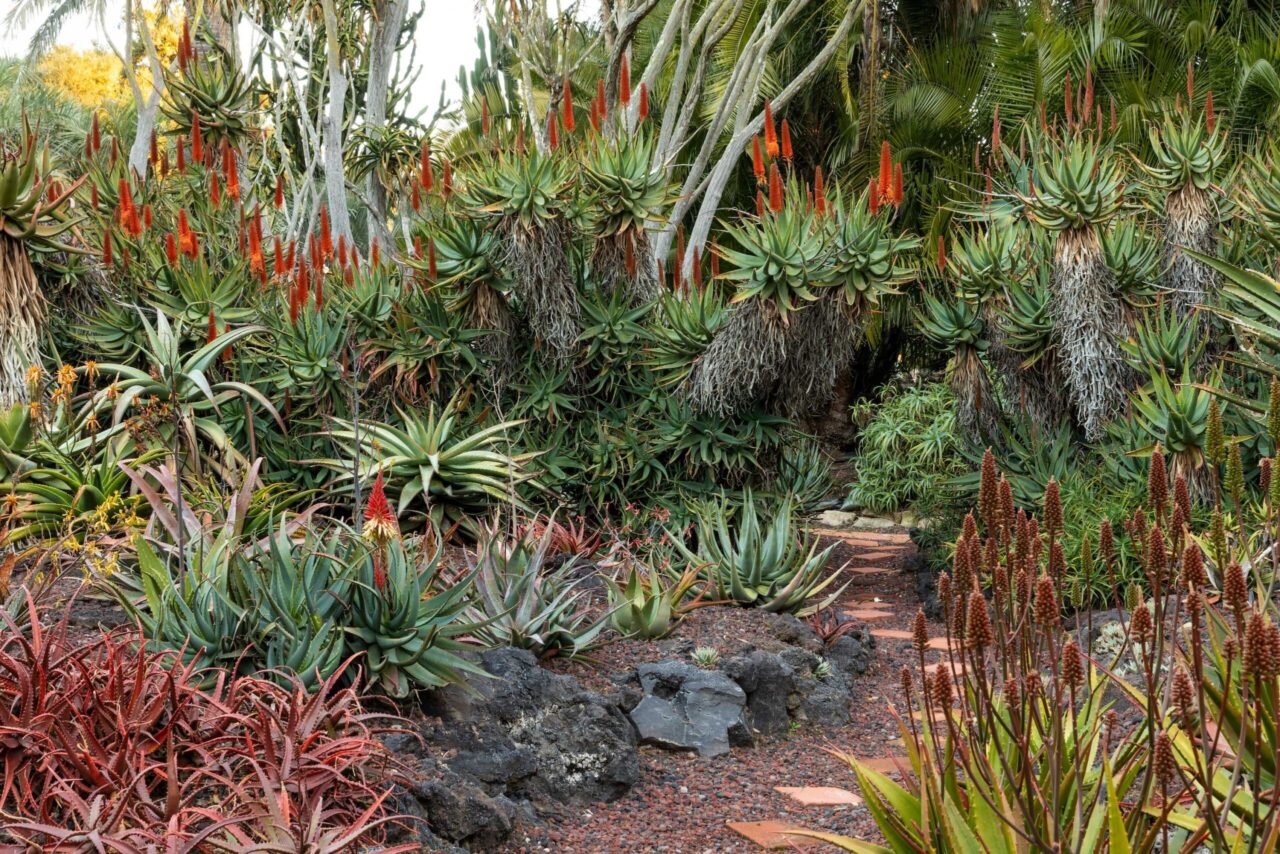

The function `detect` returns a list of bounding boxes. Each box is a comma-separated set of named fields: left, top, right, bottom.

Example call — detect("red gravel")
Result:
left=500, top=529, right=948, bottom=853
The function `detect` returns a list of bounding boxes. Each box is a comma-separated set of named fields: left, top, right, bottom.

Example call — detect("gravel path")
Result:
left=501, top=528, right=948, bottom=853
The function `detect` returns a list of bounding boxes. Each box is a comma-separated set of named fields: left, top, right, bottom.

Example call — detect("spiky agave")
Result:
left=428, top=217, right=518, bottom=377
left=1240, top=143, right=1280, bottom=270
left=0, top=130, right=81, bottom=406
left=1143, top=110, right=1226, bottom=323
left=683, top=194, right=829, bottom=416
left=1024, top=134, right=1130, bottom=440
left=1100, top=218, right=1162, bottom=317
left=917, top=292, right=1001, bottom=441
left=580, top=132, right=671, bottom=304
left=463, top=150, right=580, bottom=366
left=996, top=268, right=1069, bottom=424
left=773, top=188, right=917, bottom=416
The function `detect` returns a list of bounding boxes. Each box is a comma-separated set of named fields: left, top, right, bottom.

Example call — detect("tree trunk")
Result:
left=364, top=0, right=409, bottom=240
left=0, top=238, right=45, bottom=407
left=320, top=0, right=355, bottom=247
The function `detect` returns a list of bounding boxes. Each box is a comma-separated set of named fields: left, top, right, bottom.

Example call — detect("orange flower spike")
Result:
left=691, top=247, right=703, bottom=291
left=191, top=111, right=202, bottom=163
left=275, top=173, right=285, bottom=208
left=814, top=166, right=827, bottom=218
left=226, top=149, right=240, bottom=200
left=165, top=232, right=178, bottom=266
left=878, top=140, right=892, bottom=203
left=768, top=162, right=783, bottom=213
left=442, top=159, right=453, bottom=199
left=763, top=100, right=778, bottom=157
left=780, top=119, right=793, bottom=162
left=1206, top=90, right=1216, bottom=133
left=102, top=229, right=113, bottom=266
left=420, top=141, right=433, bottom=191
left=892, top=163, right=904, bottom=209
left=867, top=177, right=880, bottom=215
left=411, top=182, right=421, bottom=211
left=149, top=129, right=158, bottom=165
left=176, top=136, right=186, bottom=172
left=90, top=182, right=98, bottom=209
left=751, top=136, right=765, bottom=183
left=372, top=239, right=381, bottom=268
left=143, top=204, right=153, bottom=231
left=548, top=112, right=560, bottom=151
left=620, top=55, right=631, bottom=107
left=756, top=189, right=765, bottom=217
left=562, top=77, right=575, bottom=132
left=209, top=171, right=220, bottom=207
left=428, top=238, right=438, bottom=280
left=206, top=309, right=218, bottom=345
left=222, top=324, right=233, bottom=363
left=638, top=83, right=649, bottom=121
left=314, top=270, right=325, bottom=309
left=937, top=235, right=947, bottom=271
left=991, top=105, right=1001, bottom=155
left=91, top=112, right=101, bottom=152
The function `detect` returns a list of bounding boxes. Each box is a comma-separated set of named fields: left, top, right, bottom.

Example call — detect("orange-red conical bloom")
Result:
left=620, top=55, right=631, bottom=107
left=867, top=177, right=880, bottom=215
left=638, top=82, right=649, bottom=121
left=1206, top=90, right=1216, bottom=133
left=814, top=166, right=827, bottom=218
left=780, top=119, right=792, bottom=161
left=165, top=232, right=178, bottom=266
left=420, top=141, right=433, bottom=191
left=562, top=77, right=575, bottom=132
left=751, top=136, right=765, bottom=183
left=768, top=162, right=783, bottom=213
left=756, top=189, right=765, bottom=217
left=363, top=469, right=399, bottom=545
left=878, top=140, right=892, bottom=204
left=191, top=112, right=203, bottom=163
left=428, top=237, right=438, bottom=280
left=206, top=309, right=218, bottom=346
left=548, top=112, right=560, bottom=150
left=937, top=235, right=947, bottom=271
left=892, top=163, right=904, bottom=208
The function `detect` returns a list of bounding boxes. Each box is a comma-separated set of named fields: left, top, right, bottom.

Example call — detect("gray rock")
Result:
left=630, top=661, right=751, bottom=757
left=722, top=649, right=794, bottom=736
left=851, top=515, right=897, bottom=530
left=388, top=647, right=640, bottom=849
left=827, top=632, right=873, bottom=678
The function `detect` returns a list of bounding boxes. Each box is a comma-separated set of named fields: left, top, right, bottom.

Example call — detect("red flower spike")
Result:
left=1206, top=90, right=1215, bottom=133
left=176, top=136, right=186, bottom=172
left=991, top=105, right=1001, bottom=155
left=337, top=235, right=347, bottom=267
left=226, top=150, right=239, bottom=200
left=165, top=232, right=178, bottom=266
left=149, top=129, right=158, bottom=165
left=273, top=235, right=284, bottom=277
left=420, top=141, right=433, bottom=191
left=620, top=55, right=631, bottom=107
left=638, top=83, right=649, bottom=121
left=756, top=189, right=765, bottom=217
left=363, top=469, right=399, bottom=544
left=428, top=238, right=438, bottom=280
left=768, top=163, right=783, bottom=213
left=548, top=112, right=560, bottom=150
left=222, top=324, right=233, bottom=363
left=274, top=174, right=285, bottom=208
left=868, top=177, right=880, bottom=215
left=814, top=166, right=826, bottom=218
left=372, top=239, right=381, bottom=268
left=751, top=136, right=765, bottom=183
left=892, top=163, right=904, bottom=208
left=710, top=247, right=720, bottom=280
left=191, top=112, right=202, bottom=163
left=207, top=310, right=218, bottom=345
left=314, top=271, right=325, bottom=310
left=562, top=77, right=575, bottom=133
left=597, top=79, right=606, bottom=113
left=143, top=204, right=153, bottom=231
left=763, top=100, right=778, bottom=158
left=937, top=235, right=947, bottom=271
left=90, top=182, right=98, bottom=209
left=780, top=119, right=793, bottom=161
left=92, top=112, right=101, bottom=151
left=691, top=247, right=703, bottom=291
left=442, top=160, right=453, bottom=198
left=102, top=229, right=113, bottom=266
left=210, top=171, right=220, bottom=207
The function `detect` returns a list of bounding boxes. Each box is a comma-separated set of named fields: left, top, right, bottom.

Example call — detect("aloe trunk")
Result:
left=0, top=237, right=44, bottom=407
left=682, top=299, right=787, bottom=416
left=1164, top=183, right=1218, bottom=326
left=1051, top=227, right=1129, bottom=440
left=772, top=294, right=859, bottom=417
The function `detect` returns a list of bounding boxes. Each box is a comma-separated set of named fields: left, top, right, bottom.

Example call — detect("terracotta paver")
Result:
left=926, top=637, right=951, bottom=652
left=843, top=608, right=894, bottom=621
left=725, top=820, right=820, bottom=849
left=856, top=756, right=907, bottom=773
left=849, top=566, right=895, bottom=576
left=870, top=628, right=914, bottom=640
left=851, top=550, right=897, bottom=561
left=775, top=786, right=863, bottom=806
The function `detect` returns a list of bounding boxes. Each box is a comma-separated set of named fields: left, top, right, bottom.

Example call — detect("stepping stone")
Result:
left=843, top=608, right=894, bottom=621
left=926, top=637, right=951, bottom=652
left=725, top=820, right=819, bottom=849
left=924, top=660, right=967, bottom=677
left=852, top=550, right=897, bottom=561
left=775, top=786, right=863, bottom=806
left=857, top=756, right=907, bottom=773
left=913, top=708, right=949, bottom=723
left=849, top=565, right=895, bottom=575
left=871, top=628, right=914, bottom=640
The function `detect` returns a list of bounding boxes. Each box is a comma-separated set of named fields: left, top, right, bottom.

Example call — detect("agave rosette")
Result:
left=822, top=192, right=918, bottom=311
left=580, top=132, right=671, bottom=239
left=463, top=149, right=575, bottom=228
left=1144, top=112, right=1226, bottom=193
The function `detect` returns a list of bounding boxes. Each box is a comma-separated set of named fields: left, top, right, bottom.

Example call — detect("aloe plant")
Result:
left=674, top=492, right=845, bottom=614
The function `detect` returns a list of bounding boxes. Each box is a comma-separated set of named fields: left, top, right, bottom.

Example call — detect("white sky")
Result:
left=1, top=2, right=601, bottom=113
